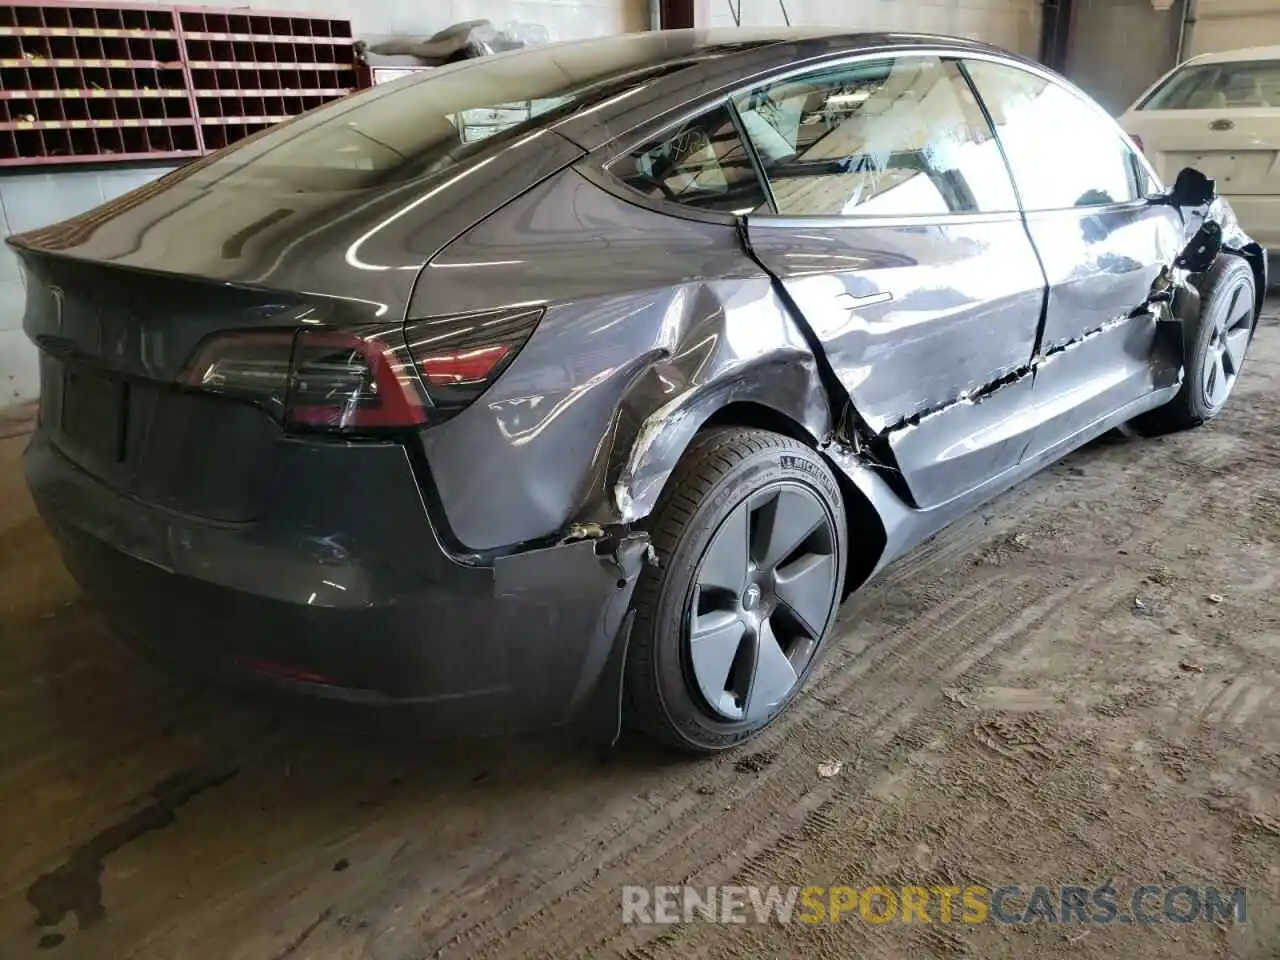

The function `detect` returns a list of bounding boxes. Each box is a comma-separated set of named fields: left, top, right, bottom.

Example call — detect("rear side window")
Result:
left=965, top=61, right=1143, bottom=210
left=732, top=56, right=1019, bottom=217
left=1142, top=60, right=1280, bottom=110
left=611, top=103, right=769, bottom=214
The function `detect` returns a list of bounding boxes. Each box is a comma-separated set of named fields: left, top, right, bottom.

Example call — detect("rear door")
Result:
left=738, top=54, right=1047, bottom=509
left=963, top=60, right=1186, bottom=459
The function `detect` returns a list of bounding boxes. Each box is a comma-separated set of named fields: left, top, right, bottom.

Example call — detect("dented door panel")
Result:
left=1021, top=310, right=1181, bottom=464
left=1020, top=203, right=1185, bottom=456
left=883, top=374, right=1037, bottom=509
left=1025, top=204, right=1184, bottom=354
left=745, top=214, right=1046, bottom=507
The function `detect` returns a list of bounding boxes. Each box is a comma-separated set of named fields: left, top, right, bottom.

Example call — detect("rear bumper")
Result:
left=23, top=429, right=647, bottom=737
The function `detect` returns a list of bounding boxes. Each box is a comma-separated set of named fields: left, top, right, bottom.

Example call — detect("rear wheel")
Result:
left=1137, top=254, right=1256, bottom=434
left=624, top=427, right=847, bottom=753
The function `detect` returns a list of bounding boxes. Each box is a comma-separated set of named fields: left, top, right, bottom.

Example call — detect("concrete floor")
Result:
left=2, top=307, right=1279, bottom=960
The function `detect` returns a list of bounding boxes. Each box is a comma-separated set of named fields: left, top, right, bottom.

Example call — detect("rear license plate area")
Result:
left=61, top=367, right=126, bottom=464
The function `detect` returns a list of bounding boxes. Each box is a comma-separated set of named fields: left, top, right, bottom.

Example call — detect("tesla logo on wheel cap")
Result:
left=1209, top=119, right=1234, bottom=131
left=742, top=584, right=762, bottom=611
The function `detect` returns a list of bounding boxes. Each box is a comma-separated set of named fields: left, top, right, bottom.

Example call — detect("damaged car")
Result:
left=11, top=29, right=1266, bottom=753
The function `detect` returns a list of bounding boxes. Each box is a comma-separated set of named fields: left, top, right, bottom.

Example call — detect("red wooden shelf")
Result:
left=0, top=57, right=176, bottom=66
left=0, top=117, right=192, bottom=128
left=0, top=0, right=364, bottom=166
left=0, top=87, right=186, bottom=98
left=186, top=60, right=352, bottom=70
left=199, top=114, right=289, bottom=124
left=191, top=86, right=347, bottom=97
left=184, top=31, right=352, bottom=45
left=0, top=25, right=176, bottom=36
left=0, top=148, right=199, bottom=165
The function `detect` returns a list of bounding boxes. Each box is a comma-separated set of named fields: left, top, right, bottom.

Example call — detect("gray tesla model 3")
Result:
left=10, top=29, right=1265, bottom=752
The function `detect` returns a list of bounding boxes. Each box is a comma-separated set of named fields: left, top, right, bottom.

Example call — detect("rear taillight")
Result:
left=179, top=306, right=542, bottom=434
left=403, top=305, right=543, bottom=413
left=286, top=330, right=427, bottom=430
left=180, top=326, right=425, bottom=432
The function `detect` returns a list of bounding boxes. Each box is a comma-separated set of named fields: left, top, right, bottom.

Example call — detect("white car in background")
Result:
left=1122, top=46, right=1280, bottom=253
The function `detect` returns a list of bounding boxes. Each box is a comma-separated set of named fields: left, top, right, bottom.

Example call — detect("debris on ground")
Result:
left=816, top=760, right=843, bottom=779
left=1132, top=596, right=1160, bottom=617
left=733, top=751, right=777, bottom=774
left=943, top=687, right=974, bottom=708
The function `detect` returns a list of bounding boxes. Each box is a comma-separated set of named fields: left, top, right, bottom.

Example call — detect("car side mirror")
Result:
left=1163, top=167, right=1217, bottom=208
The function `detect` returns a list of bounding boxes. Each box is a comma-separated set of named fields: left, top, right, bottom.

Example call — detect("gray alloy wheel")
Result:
left=624, top=426, right=848, bottom=754
left=1201, top=277, right=1254, bottom=414
left=687, top=483, right=838, bottom=722
left=1136, top=254, right=1257, bottom=434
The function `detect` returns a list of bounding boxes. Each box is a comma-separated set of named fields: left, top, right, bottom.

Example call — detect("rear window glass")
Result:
left=177, top=34, right=757, bottom=193
left=1142, top=60, right=1280, bottom=110
left=611, top=103, right=768, bottom=214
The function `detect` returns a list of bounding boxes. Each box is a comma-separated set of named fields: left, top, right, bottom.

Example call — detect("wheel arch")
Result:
left=693, top=401, right=889, bottom=598
left=1230, top=242, right=1268, bottom=325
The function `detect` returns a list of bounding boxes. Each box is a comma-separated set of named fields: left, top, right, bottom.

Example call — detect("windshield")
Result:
left=179, top=33, right=761, bottom=193
left=1141, top=60, right=1280, bottom=110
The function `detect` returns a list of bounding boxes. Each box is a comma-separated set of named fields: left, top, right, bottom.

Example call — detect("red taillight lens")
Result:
left=180, top=327, right=427, bottom=433
left=180, top=331, right=295, bottom=418
left=403, top=306, right=543, bottom=415
left=286, top=331, right=426, bottom=431
left=179, top=306, right=543, bottom=433
left=419, top=344, right=512, bottom=387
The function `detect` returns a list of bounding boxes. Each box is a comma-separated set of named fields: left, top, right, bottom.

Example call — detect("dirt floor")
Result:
left=1, top=307, right=1278, bottom=960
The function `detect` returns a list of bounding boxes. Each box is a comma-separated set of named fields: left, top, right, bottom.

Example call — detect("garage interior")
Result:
left=1, top=0, right=1279, bottom=957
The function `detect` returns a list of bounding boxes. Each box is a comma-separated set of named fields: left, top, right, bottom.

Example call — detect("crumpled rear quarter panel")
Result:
left=410, top=169, right=833, bottom=552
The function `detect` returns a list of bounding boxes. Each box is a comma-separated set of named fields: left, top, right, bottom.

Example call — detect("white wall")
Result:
left=1066, top=0, right=1183, bottom=114
left=1188, top=0, right=1280, bottom=57
left=710, top=0, right=1043, bottom=58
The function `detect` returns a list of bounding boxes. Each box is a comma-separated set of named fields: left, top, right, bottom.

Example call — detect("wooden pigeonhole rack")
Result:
left=0, top=0, right=365, bottom=166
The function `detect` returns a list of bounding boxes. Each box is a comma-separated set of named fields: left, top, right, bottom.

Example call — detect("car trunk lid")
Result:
left=1125, top=108, right=1280, bottom=195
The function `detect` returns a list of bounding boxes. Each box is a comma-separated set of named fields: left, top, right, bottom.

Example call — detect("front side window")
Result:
left=611, top=103, right=768, bottom=213
left=1142, top=60, right=1280, bottom=110
left=965, top=61, right=1143, bottom=211
left=732, top=56, right=1018, bottom=217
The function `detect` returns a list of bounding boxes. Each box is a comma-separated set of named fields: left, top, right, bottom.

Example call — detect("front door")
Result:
left=739, top=55, right=1047, bottom=509
left=963, top=59, right=1186, bottom=459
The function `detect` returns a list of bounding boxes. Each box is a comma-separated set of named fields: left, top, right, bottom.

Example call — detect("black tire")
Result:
left=624, top=427, right=848, bottom=754
left=1136, top=254, right=1257, bottom=434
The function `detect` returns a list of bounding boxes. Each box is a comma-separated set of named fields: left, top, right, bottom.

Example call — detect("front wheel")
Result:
left=1137, top=254, right=1257, bottom=434
left=624, top=427, right=847, bottom=753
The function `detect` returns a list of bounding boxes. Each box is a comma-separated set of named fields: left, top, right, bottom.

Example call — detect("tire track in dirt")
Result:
left=443, top=570, right=1097, bottom=959
left=422, top=425, right=1206, bottom=958
left=604, top=578, right=1140, bottom=960
left=400, top=585, right=997, bottom=953
left=415, top=583, right=993, bottom=955
left=606, top=425, right=1267, bottom=960
left=603, top=577, right=1151, bottom=960
left=496, top=448, right=1205, bottom=958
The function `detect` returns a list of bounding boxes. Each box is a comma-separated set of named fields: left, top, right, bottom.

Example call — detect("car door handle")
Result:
left=836, top=291, right=894, bottom=310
